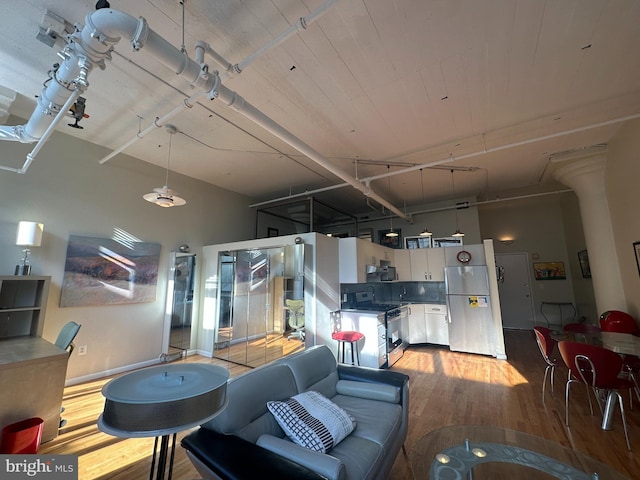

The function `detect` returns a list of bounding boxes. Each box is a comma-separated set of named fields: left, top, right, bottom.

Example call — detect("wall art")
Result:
left=577, top=250, right=591, bottom=278
left=533, top=261, right=566, bottom=280
left=60, top=235, right=161, bottom=307
left=378, top=229, right=402, bottom=249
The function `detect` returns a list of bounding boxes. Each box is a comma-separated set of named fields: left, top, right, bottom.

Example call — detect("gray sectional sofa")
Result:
left=181, top=344, right=410, bottom=480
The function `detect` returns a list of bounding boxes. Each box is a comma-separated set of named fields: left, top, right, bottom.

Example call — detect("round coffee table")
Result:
left=411, top=425, right=630, bottom=479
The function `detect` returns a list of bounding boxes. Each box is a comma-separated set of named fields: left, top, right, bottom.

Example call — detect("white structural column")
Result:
left=553, top=155, right=626, bottom=314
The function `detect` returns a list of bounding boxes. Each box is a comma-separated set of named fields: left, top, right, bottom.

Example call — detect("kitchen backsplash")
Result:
left=341, top=281, right=446, bottom=308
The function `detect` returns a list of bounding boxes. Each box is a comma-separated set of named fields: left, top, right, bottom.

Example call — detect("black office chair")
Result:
left=55, top=321, right=81, bottom=355
left=54, top=321, right=81, bottom=428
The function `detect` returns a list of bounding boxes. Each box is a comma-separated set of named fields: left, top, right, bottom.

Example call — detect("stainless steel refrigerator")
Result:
left=445, top=265, right=495, bottom=356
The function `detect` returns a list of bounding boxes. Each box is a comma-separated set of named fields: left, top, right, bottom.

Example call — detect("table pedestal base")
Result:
left=149, top=434, right=177, bottom=480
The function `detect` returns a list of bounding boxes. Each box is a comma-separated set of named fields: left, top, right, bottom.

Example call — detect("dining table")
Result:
left=550, top=328, right=640, bottom=357
left=411, top=425, right=630, bottom=479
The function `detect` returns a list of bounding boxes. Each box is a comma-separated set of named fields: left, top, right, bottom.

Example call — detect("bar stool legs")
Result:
left=332, top=331, right=364, bottom=366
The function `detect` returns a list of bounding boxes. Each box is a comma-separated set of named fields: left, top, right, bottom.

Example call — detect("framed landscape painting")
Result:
left=60, top=235, right=161, bottom=307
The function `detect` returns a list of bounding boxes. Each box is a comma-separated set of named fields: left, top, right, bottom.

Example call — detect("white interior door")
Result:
left=495, top=253, right=535, bottom=330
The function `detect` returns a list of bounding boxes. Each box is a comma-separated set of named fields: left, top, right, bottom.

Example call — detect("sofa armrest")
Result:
left=257, top=434, right=346, bottom=480
left=337, top=364, right=408, bottom=392
left=181, top=428, right=327, bottom=480
left=336, top=379, right=400, bottom=403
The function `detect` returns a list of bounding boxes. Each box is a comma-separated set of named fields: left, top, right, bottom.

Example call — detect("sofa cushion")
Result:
left=267, top=391, right=356, bottom=453
left=331, top=394, right=403, bottom=448
left=202, top=362, right=298, bottom=443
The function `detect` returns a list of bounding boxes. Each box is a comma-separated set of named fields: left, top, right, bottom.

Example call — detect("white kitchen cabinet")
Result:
left=394, top=250, right=411, bottom=281
left=408, top=248, right=445, bottom=281
left=424, top=304, right=449, bottom=345
left=427, top=248, right=446, bottom=281
left=339, top=237, right=393, bottom=283
left=407, top=304, right=427, bottom=344
left=407, top=303, right=449, bottom=345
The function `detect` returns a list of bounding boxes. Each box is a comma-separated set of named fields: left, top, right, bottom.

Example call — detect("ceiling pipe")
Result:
left=99, top=0, right=337, bottom=165
left=0, top=8, right=213, bottom=172
left=249, top=156, right=455, bottom=208
left=234, top=0, right=337, bottom=74
left=250, top=111, right=640, bottom=211
left=0, top=4, right=411, bottom=220
left=213, top=83, right=411, bottom=221
left=0, top=1, right=337, bottom=168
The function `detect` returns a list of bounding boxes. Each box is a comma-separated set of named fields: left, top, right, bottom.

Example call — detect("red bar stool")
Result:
left=331, top=331, right=364, bottom=365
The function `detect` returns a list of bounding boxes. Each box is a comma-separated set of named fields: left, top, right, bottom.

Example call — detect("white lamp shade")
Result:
left=16, top=221, right=44, bottom=247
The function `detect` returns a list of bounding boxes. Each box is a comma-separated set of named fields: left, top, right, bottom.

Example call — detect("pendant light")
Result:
left=450, top=169, right=464, bottom=237
left=418, top=168, right=432, bottom=237
left=143, top=125, right=187, bottom=208
left=385, top=165, right=398, bottom=237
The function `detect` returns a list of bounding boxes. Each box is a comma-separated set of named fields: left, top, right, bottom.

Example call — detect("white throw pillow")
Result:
left=267, top=391, right=356, bottom=453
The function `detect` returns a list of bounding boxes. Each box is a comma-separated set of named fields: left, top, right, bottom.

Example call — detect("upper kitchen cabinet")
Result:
left=408, top=248, right=446, bottom=281
left=394, top=250, right=411, bottom=281
left=339, top=238, right=393, bottom=283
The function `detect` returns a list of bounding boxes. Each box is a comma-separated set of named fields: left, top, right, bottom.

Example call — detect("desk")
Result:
left=0, top=336, right=68, bottom=442
left=411, top=425, right=629, bottom=479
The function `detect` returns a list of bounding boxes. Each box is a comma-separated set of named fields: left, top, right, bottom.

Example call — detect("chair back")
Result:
left=285, top=299, right=304, bottom=329
left=599, top=310, right=638, bottom=333
left=558, top=340, right=623, bottom=388
left=55, top=321, right=81, bottom=354
left=533, top=326, right=555, bottom=362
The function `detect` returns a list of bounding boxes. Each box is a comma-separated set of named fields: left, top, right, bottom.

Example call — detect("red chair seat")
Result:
left=332, top=331, right=364, bottom=365
left=331, top=331, right=364, bottom=342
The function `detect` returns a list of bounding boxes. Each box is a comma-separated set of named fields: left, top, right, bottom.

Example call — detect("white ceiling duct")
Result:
left=0, top=4, right=411, bottom=221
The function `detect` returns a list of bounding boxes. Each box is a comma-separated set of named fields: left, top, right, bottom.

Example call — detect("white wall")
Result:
left=0, top=126, right=255, bottom=384
left=478, top=193, right=593, bottom=324
left=607, top=119, right=640, bottom=319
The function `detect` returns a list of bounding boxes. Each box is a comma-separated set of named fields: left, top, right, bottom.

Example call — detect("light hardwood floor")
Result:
left=39, top=330, right=639, bottom=479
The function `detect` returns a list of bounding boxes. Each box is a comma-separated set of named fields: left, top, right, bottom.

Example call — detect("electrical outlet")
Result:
left=77, top=345, right=87, bottom=356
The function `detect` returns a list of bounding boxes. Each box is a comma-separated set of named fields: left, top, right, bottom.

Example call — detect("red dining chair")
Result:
left=558, top=340, right=633, bottom=451
left=533, top=326, right=558, bottom=403
left=599, top=310, right=638, bottom=333
left=599, top=311, right=640, bottom=404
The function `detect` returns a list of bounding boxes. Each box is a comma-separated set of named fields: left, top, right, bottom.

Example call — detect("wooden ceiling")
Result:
left=1, top=0, right=639, bottom=219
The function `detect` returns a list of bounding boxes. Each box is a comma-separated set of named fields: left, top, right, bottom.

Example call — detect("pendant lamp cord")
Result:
left=451, top=169, right=459, bottom=230
left=180, top=1, right=187, bottom=53
left=165, top=132, right=173, bottom=187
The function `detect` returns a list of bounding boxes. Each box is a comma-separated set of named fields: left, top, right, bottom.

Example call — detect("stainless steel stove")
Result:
left=340, top=294, right=407, bottom=368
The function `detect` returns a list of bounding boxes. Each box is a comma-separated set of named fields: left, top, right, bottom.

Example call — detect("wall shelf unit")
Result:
left=0, top=276, right=50, bottom=339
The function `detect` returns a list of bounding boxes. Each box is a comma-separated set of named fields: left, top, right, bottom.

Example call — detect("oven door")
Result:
left=386, top=316, right=403, bottom=350
left=385, top=315, right=404, bottom=367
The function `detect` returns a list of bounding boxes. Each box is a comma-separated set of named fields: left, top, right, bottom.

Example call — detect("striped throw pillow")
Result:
left=267, top=391, right=356, bottom=453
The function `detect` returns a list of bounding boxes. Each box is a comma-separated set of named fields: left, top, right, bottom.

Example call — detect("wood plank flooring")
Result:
left=38, top=330, right=639, bottom=479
